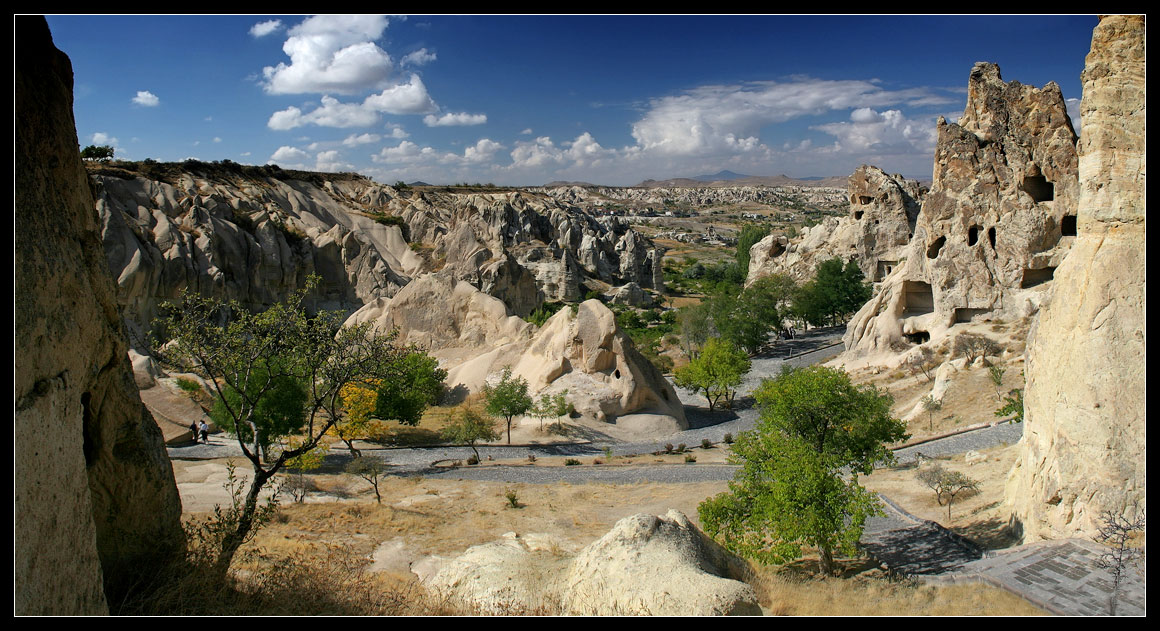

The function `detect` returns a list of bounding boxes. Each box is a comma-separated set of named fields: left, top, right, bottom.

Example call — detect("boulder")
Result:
left=1006, top=15, right=1146, bottom=541
left=417, top=511, right=761, bottom=616
left=15, top=17, right=183, bottom=614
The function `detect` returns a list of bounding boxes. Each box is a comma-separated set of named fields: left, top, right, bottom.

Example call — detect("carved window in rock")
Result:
left=968, top=225, right=981, bottom=246
left=1022, top=174, right=1054, bottom=202
left=1061, top=215, right=1077, bottom=237
left=926, top=236, right=946, bottom=259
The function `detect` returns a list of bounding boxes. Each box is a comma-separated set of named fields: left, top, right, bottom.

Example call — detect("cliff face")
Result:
left=746, top=165, right=923, bottom=284
left=1006, top=15, right=1146, bottom=541
left=97, top=170, right=667, bottom=334
left=15, top=18, right=183, bottom=614
left=843, top=63, right=1079, bottom=356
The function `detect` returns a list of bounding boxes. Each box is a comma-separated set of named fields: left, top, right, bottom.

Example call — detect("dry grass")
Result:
left=753, top=566, right=1046, bottom=615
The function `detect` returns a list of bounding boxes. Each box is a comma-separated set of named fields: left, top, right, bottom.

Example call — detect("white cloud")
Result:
left=132, top=90, right=160, bottom=107
left=463, top=138, right=503, bottom=163
left=269, top=145, right=311, bottom=164
left=213, top=137, right=222, bottom=143
left=372, top=141, right=433, bottom=164
left=631, top=78, right=943, bottom=157
left=520, top=128, right=533, bottom=135
left=423, top=111, right=487, bottom=127
left=401, top=48, right=436, bottom=66
left=342, top=133, right=382, bottom=146
left=811, top=108, right=937, bottom=155
left=510, top=136, right=563, bottom=168
left=363, top=74, right=437, bottom=115
left=261, top=15, right=394, bottom=95
left=240, top=151, right=252, bottom=157
left=315, top=149, right=353, bottom=172
left=91, top=132, right=118, bottom=146
left=386, top=124, right=409, bottom=139
left=1066, top=97, right=1082, bottom=134
left=268, top=95, right=381, bottom=130
left=249, top=19, right=283, bottom=38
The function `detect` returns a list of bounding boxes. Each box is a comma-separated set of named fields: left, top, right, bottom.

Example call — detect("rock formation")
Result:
left=1006, top=15, right=1146, bottom=541
left=416, top=511, right=761, bottom=615
left=349, top=285, right=687, bottom=430
left=15, top=17, right=183, bottom=614
left=746, top=165, right=923, bottom=284
left=844, top=62, right=1079, bottom=356
left=96, top=168, right=668, bottom=340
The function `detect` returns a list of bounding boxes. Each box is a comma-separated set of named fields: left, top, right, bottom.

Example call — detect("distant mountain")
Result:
left=689, top=170, right=750, bottom=182
left=543, top=180, right=599, bottom=188
left=408, top=180, right=431, bottom=187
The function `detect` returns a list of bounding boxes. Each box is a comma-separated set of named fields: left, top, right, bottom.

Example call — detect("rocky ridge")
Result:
left=1006, top=15, right=1146, bottom=541
left=746, top=165, right=924, bottom=284
left=96, top=166, right=668, bottom=346
left=842, top=62, right=1079, bottom=357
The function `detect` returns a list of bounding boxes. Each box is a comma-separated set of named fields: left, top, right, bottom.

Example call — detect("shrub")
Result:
left=526, top=454, right=537, bottom=463
left=701, top=438, right=713, bottom=449
left=504, top=489, right=520, bottom=509
left=685, top=454, right=697, bottom=463
left=676, top=443, right=687, bottom=454
left=723, top=433, right=734, bottom=444
left=954, top=333, right=1001, bottom=365
left=564, top=458, right=581, bottom=466
left=175, top=376, right=202, bottom=394
left=664, top=443, right=674, bottom=454
left=466, top=455, right=479, bottom=466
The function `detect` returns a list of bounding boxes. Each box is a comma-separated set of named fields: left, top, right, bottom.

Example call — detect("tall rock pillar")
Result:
left=1006, top=15, right=1146, bottom=541
left=15, top=17, right=184, bottom=613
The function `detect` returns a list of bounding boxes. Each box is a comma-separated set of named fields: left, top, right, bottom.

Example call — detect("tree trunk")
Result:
left=820, top=547, right=836, bottom=576
left=214, top=468, right=271, bottom=578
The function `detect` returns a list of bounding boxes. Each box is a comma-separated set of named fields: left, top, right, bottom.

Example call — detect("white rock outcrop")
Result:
left=1006, top=15, right=1146, bottom=542
left=417, top=511, right=761, bottom=616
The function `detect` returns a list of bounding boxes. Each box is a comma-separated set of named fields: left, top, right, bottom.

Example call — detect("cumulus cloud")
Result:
left=520, top=128, right=533, bottom=135
left=401, top=48, right=437, bottom=66
left=342, top=133, right=382, bottom=146
left=811, top=108, right=937, bottom=154
left=509, top=133, right=617, bottom=170
left=132, top=90, right=160, bottom=107
left=249, top=19, right=283, bottom=38
left=372, top=141, right=433, bottom=164
left=261, top=15, right=394, bottom=95
left=631, top=78, right=944, bottom=157
left=1066, top=97, right=1082, bottom=134
left=91, top=132, right=118, bottom=146
left=213, top=137, right=222, bottom=143
left=363, top=75, right=438, bottom=114
left=386, top=124, right=409, bottom=139
left=269, top=145, right=310, bottom=164
left=423, top=111, right=487, bottom=127
left=268, top=95, right=381, bottom=130
left=315, top=149, right=353, bottom=172
left=463, top=138, right=504, bottom=163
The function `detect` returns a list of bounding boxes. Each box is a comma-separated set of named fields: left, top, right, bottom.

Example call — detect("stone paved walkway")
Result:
left=934, top=539, right=1147, bottom=616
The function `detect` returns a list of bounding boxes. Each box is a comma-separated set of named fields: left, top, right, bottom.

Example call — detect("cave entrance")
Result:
left=902, top=280, right=935, bottom=316
left=954, top=308, right=991, bottom=324
left=904, top=331, right=931, bottom=345
left=1021, top=267, right=1057, bottom=288
left=858, top=195, right=873, bottom=205
left=968, top=225, right=982, bottom=246
left=854, top=210, right=864, bottom=220
left=1022, top=174, right=1054, bottom=202
left=875, top=260, right=898, bottom=282
left=1061, top=215, right=1078, bottom=236
left=927, top=236, right=946, bottom=259
left=988, top=226, right=997, bottom=249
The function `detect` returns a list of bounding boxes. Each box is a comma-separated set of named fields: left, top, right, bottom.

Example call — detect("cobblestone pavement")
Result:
left=932, top=539, right=1147, bottom=616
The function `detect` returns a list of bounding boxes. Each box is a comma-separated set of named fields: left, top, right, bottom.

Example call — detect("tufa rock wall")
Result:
left=746, top=165, right=923, bottom=285
left=1006, top=15, right=1146, bottom=541
left=15, top=17, right=183, bottom=614
left=844, top=63, right=1079, bottom=356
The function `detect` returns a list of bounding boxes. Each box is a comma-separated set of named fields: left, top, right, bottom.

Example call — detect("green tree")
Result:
left=672, top=338, right=751, bottom=411
left=917, top=464, right=980, bottom=520
left=531, top=390, right=571, bottom=432
left=80, top=144, right=114, bottom=161
left=995, top=388, right=1024, bottom=423
left=373, top=351, right=447, bottom=425
left=792, top=258, right=871, bottom=327
left=210, top=359, right=307, bottom=462
left=700, top=366, right=908, bottom=574
left=156, top=277, right=406, bottom=575
left=735, top=224, right=770, bottom=273
left=483, top=367, right=532, bottom=444
left=920, top=394, right=943, bottom=432
left=676, top=302, right=713, bottom=359
left=441, top=407, right=500, bottom=462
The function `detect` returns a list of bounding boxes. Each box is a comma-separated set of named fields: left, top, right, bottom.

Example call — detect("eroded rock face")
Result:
left=417, top=511, right=760, bottom=616
left=746, top=165, right=923, bottom=284
left=15, top=17, right=182, bottom=614
left=1006, top=15, right=1146, bottom=542
left=446, top=299, right=687, bottom=429
left=844, top=63, right=1079, bottom=356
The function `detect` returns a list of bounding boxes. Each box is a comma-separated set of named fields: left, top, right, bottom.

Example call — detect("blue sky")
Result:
left=44, top=15, right=1098, bottom=186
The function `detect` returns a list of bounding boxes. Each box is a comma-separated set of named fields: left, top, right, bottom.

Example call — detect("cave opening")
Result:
left=854, top=210, right=864, bottom=220
left=902, top=280, right=935, bottom=316
left=858, top=195, right=873, bottom=205
left=1022, top=174, right=1054, bottom=202
left=904, top=331, right=931, bottom=345
left=927, top=236, right=946, bottom=259
left=1021, top=267, right=1057, bottom=288
left=1061, top=215, right=1078, bottom=236
left=968, top=225, right=981, bottom=246
left=988, top=226, right=996, bottom=248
